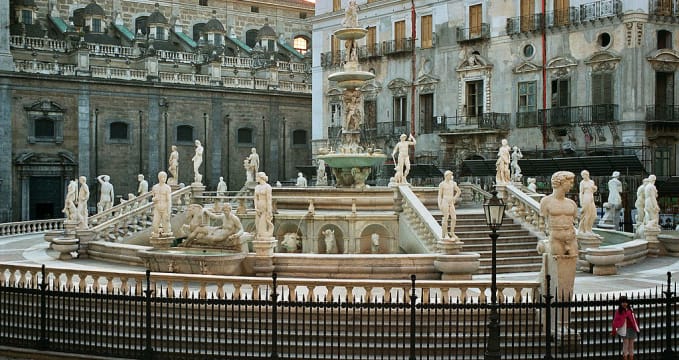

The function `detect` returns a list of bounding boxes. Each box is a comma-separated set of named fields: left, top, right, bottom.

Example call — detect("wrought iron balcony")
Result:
left=518, top=104, right=618, bottom=128
left=646, top=105, right=679, bottom=127
left=508, top=1, right=621, bottom=35
left=579, top=0, right=622, bottom=22
left=376, top=122, right=407, bottom=137
left=382, top=38, right=414, bottom=55
left=506, top=14, right=544, bottom=35
left=649, top=0, right=679, bottom=19
left=433, top=113, right=510, bottom=132
left=357, top=43, right=382, bottom=60
left=456, top=23, right=489, bottom=43
left=320, top=51, right=344, bottom=68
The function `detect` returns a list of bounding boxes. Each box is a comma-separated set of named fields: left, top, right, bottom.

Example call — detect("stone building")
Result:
left=311, top=0, right=679, bottom=191
left=0, top=0, right=314, bottom=221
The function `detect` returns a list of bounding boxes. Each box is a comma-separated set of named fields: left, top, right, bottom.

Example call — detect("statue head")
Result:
left=195, top=140, right=201, bottom=146
left=256, top=172, right=268, bottom=183
left=104, top=175, right=110, bottom=182
left=251, top=147, right=257, bottom=154
left=550, top=171, right=575, bottom=191
left=158, top=171, right=168, bottom=184
left=648, top=174, right=656, bottom=183
left=219, top=176, right=224, bottom=181
left=138, top=174, right=144, bottom=181
left=444, top=170, right=453, bottom=180
left=298, top=172, right=303, bottom=178
left=400, top=134, right=407, bottom=141
left=79, top=176, right=87, bottom=184
left=580, top=170, right=589, bottom=179
left=172, top=145, right=177, bottom=151
left=612, top=171, right=620, bottom=178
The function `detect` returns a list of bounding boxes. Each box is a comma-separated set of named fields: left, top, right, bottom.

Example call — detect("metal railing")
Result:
left=508, top=0, right=621, bottom=35
left=517, top=104, right=618, bottom=128
left=432, top=113, right=510, bottom=132
left=456, top=23, right=490, bottom=42
left=506, top=13, right=544, bottom=35
left=382, top=38, right=414, bottom=55
left=646, top=105, right=679, bottom=123
left=0, top=265, right=676, bottom=360
left=649, top=0, right=679, bottom=17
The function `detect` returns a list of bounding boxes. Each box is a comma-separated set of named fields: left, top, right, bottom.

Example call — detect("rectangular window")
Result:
left=331, top=35, right=341, bottom=64
left=92, top=18, right=101, bottom=33
left=21, top=10, right=32, bottom=25
left=214, top=35, right=222, bottom=46
left=155, top=27, right=164, bottom=41
left=520, top=0, right=535, bottom=32
left=465, top=80, right=483, bottom=117
left=655, top=148, right=671, bottom=176
left=364, top=100, right=377, bottom=130
left=331, top=103, right=342, bottom=124
left=554, top=0, right=570, bottom=26
left=333, top=0, right=341, bottom=12
left=199, top=0, right=208, bottom=6
left=366, top=26, right=377, bottom=55
left=518, top=81, right=537, bottom=112
left=469, top=4, right=482, bottom=37
left=421, top=15, right=432, bottom=48
left=251, top=6, right=259, bottom=13
left=300, top=12, right=307, bottom=19
left=393, top=96, right=408, bottom=130
left=394, top=20, right=406, bottom=51
left=551, top=78, right=570, bottom=107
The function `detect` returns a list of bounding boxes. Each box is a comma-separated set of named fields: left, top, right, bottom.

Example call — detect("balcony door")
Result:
left=554, top=0, right=570, bottom=26
left=465, top=80, right=484, bottom=121
left=656, top=72, right=675, bottom=120
left=469, top=4, right=482, bottom=38
left=592, top=73, right=613, bottom=124
left=656, top=0, right=673, bottom=16
left=520, top=0, right=535, bottom=32
left=367, top=26, right=377, bottom=55
left=551, top=78, right=570, bottom=126
left=394, top=20, right=405, bottom=51
left=420, top=94, right=434, bottom=133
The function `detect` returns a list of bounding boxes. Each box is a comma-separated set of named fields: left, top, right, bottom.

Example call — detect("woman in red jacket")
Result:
left=611, top=296, right=640, bottom=360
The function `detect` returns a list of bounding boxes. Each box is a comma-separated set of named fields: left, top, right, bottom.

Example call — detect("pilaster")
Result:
left=0, top=0, right=14, bottom=71
left=77, top=86, right=91, bottom=179
left=0, top=80, right=12, bottom=221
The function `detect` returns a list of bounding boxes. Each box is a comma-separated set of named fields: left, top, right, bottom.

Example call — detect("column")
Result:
left=0, top=0, right=14, bottom=71
left=78, top=86, right=91, bottom=179
left=0, top=80, right=11, bottom=221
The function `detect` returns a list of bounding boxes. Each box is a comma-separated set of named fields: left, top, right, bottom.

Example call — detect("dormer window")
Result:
left=214, top=34, right=222, bottom=46
left=155, top=27, right=165, bottom=40
left=91, top=18, right=102, bottom=32
left=21, top=10, right=33, bottom=25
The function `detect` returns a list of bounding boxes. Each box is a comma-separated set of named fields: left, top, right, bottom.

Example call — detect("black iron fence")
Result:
left=1, top=267, right=677, bottom=360
left=507, top=0, right=622, bottom=35
left=516, top=104, right=618, bottom=128
left=423, top=113, right=510, bottom=133
left=646, top=105, right=679, bottom=123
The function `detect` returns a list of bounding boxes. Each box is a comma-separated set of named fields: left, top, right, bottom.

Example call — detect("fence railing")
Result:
left=0, top=265, right=676, bottom=360
left=649, top=0, right=679, bottom=17
left=646, top=104, right=679, bottom=123
left=456, top=23, right=490, bottom=42
left=429, top=113, right=510, bottom=132
left=516, top=104, right=619, bottom=128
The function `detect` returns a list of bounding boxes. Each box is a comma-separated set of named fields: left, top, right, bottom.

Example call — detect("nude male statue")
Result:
left=151, top=171, right=173, bottom=237
left=391, top=133, right=416, bottom=183
left=539, top=171, right=578, bottom=256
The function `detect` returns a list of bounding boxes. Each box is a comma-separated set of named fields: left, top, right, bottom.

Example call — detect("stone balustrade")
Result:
left=156, top=49, right=200, bottom=63
left=0, top=263, right=539, bottom=303
left=502, top=184, right=547, bottom=237
left=11, top=35, right=67, bottom=52
left=399, top=186, right=441, bottom=253
left=88, top=192, right=154, bottom=227
left=0, top=218, right=64, bottom=236
left=222, top=56, right=254, bottom=68
left=88, top=43, right=136, bottom=57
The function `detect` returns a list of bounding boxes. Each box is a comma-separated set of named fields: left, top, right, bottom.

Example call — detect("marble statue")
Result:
left=635, top=178, right=649, bottom=227
left=62, top=179, right=78, bottom=221
left=180, top=202, right=245, bottom=251
left=577, top=170, right=597, bottom=235
left=600, top=171, right=622, bottom=228
left=151, top=171, right=173, bottom=237
left=644, top=174, right=660, bottom=230
left=281, top=232, right=300, bottom=252
left=323, top=228, right=337, bottom=254
left=137, top=174, right=149, bottom=195
left=254, top=172, right=274, bottom=238
left=496, top=139, right=511, bottom=184
left=391, top=134, right=416, bottom=184
left=438, top=170, right=461, bottom=240
left=217, top=176, right=227, bottom=195
left=245, top=148, right=260, bottom=184
left=371, top=233, right=380, bottom=253
left=168, top=145, right=179, bottom=185
left=343, top=89, right=362, bottom=130
left=275, top=181, right=282, bottom=187
left=96, top=175, right=115, bottom=213
left=296, top=172, right=308, bottom=187
left=192, top=140, right=203, bottom=184
left=510, top=146, right=523, bottom=182
left=539, top=171, right=578, bottom=256
left=342, top=0, right=359, bottom=28
left=527, top=178, right=537, bottom=192
left=316, top=159, right=328, bottom=186
left=77, top=176, right=90, bottom=229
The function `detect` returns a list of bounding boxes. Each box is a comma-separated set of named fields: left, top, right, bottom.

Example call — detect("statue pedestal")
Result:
left=149, top=234, right=175, bottom=249
left=252, top=236, right=277, bottom=276
left=52, top=237, right=80, bottom=260
left=437, top=238, right=462, bottom=255
left=434, top=252, right=479, bottom=280
left=576, top=232, right=602, bottom=272
left=191, top=183, right=206, bottom=197
left=75, top=229, right=96, bottom=259
left=585, top=247, right=624, bottom=275
left=644, top=227, right=661, bottom=257
left=541, top=254, right=577, bottom=331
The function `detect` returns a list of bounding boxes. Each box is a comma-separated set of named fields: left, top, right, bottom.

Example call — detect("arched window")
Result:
left=293, top=36, right=309, bottom=54
left=292, top=130, right=307, bottom=145
left=237, top=128, right=253, bottom=144
left=34, top=118, right=55, bottom=138
left=245, top=29, right=258, bottom=48
left=109, top=121, right=129, bottom=140
left=193, top=23, right=206, bottom=42
left=135, top=16, right=148, bottom=36
left=177, top=125, right=194, bottom=143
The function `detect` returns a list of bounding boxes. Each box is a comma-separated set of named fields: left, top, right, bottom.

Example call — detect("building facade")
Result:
left=0, top=0, right=314, bottom=221
left=311, top=0, right=679, bottom=187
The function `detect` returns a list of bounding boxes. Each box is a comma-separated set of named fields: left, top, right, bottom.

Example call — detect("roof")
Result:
left=205, top=18, right=225, bottom=32
left=83, top=1, right=105, bottom=16
left=113, top=23, right=135, bottom=41
left=278, top=40, right=304, bottom=60
left=48, top=15, right=70, bottom=34
left=148, top=9, right=168, bottom=25
left=84, top=33, right=121, bottom=45
left=227, top=36, right=252, bottom=54
left=173, top=30, right=197, bottom=49
left=461, top=155, right=647, bottom=177
left=257, top=24, right=277, bottom=40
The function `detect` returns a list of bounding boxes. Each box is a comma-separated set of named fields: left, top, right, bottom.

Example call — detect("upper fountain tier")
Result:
left=334, top=27, right=368, bottom=41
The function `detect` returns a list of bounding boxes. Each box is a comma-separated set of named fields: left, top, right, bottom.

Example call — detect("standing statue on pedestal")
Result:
left=342, top=0, right=359, bottom=28
left=391, top=133, right=416, bottom=184
left=151, top=171, right=173, bottom=237
left=316, top=159, right=327, bottom=186
left=192, top=140, right=203, bottom=184
left=510, top=146, right=523, bottom=182
left=296, top=172, right=307, bottom=187
left=62, top=179, right=78, bottom=221
left=371, top=233, right=380, bottom=254
left=77, top=176, right=90, bottom=229
left=254, top=172, right=274, bottom=238
left=577, top=170, right=597, bottom=235
left=438, top=170, right=461, bottom=240
left=495, top=139, right=511, bottom=184
left=245, top=148, right=260, bottom=185
left=635, top=178, right=649, bottom=235
left=168, top=145, right=179, bottom=185
left=644, top=175, right=660, bottom=230
left=599, top=171, right=622, bottom=228
left=137, top=174, right=149, bottom=195
left=539, top=171, right=578, bottom=256
left=96, top=175, right=115, bottom=213
left=323, top=228, right=337, bottom=254
left=217, top=176, right=227, bottom=195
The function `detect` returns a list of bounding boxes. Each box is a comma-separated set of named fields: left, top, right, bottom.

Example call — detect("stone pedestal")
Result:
left=644, top=227, right=661, bottom=257
left=51, top=237, right=79, bottom=260
left=149, top=234, right=175, bottom=248
left=658, top=233, right=679, bottom=257
left=437, top=238, right=462, bottom=255
left=75, top=229, right=96, bottom=258
left=434, top=252, right=480, bottom=280
left=585, top=247, right=624, bottom=275
left=576, top=232, right=602, bottom=272
left=541, top=254, right=577, bottom=331
left=252, top=236, right=277, bottom=276
left=191, top=183, right=206, bottom=197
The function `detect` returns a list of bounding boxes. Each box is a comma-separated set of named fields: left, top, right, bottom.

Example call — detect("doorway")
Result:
left=29, top=176, right=63, bottom=220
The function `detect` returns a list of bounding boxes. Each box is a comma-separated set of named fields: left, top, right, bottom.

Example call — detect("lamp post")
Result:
left=483, top=190, right=506, bottom=360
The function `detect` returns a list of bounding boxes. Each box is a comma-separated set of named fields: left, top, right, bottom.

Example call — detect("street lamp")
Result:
left=483, top=190, right=506, bottom=360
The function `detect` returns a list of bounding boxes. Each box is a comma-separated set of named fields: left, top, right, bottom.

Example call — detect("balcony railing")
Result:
left=383, top=38, right=414, bottom=55
left=508, top=1, right=621, bottom=35
left=579, top=0, right=622, bottom=22
left=506, top=14, right=544, bottom=35
left=357, top=43, right=383, bottom=60
left=456, top=23, right=489, bottom=43
left=649, top=0, right=679, bottom=18
left=646, top=105, right=679, bottom=124
left=517, top=104, right=618, bottom=128
left=320, top=51, right=344, bottom=68
left=376, top=122, right=407, bottom=137
left=433, top=113, right=510, bottom=132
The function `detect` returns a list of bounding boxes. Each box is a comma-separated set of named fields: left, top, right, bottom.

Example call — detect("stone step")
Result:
left=462, top=241, right=537, bottom=252
left=476, top=263, right=543, bottom=274
left=456, top=229, right=530, bottom=238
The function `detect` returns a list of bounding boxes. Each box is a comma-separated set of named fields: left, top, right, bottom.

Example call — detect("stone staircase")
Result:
left=434, top=211, right=542, bottom=274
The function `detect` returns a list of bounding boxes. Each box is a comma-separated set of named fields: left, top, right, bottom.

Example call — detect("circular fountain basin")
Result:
left=328, top=71, right=375, bottom=89
left=138, top=248, right=246, bottom=275
left=334, top=28, right=368, bottom=40
left=318, top=152, right=387, bottom=169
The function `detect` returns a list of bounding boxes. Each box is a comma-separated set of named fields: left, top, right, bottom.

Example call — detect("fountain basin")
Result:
left=334, top=27, right=368, bottom=40
left=138, top=248, right=246, bottom=275
left=318, top=153, right=387, bottom=169
left=328, top=71, right=375, bottom=89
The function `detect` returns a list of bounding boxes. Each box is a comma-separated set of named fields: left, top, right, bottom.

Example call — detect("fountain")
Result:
left=318, top=0, right=387, bottom=188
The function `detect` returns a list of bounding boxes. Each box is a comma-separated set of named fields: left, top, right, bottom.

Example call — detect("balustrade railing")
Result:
left=88, top=43, right=136, bottom=57
left=502, top=184, right=547, bottom=237
left=456, top=23, right=490, bottom=42
left=398, top=186, right=441, bottom=253
left=10, top=35, right=68, bottom=52
left=436, top=113, right=510, bottom=131
left=0, top=219, right=64, bottom=236
left=156, top=50, right=199, bottom=63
